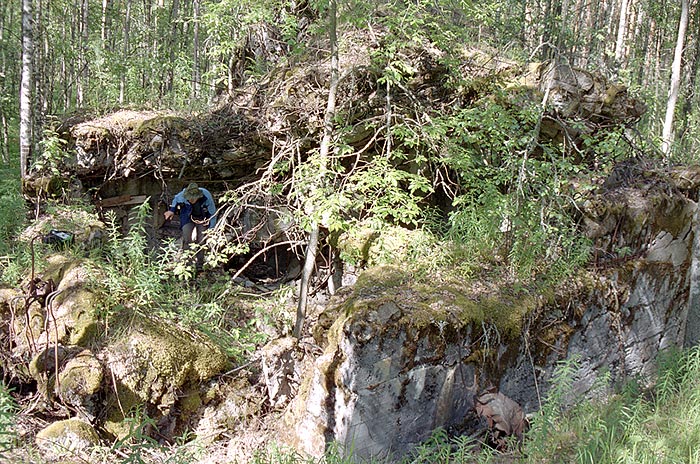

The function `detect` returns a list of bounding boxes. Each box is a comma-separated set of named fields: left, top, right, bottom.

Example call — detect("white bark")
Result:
left=661, top=0, right=689, bottom=157
left=120, top=0, right=131, bottom=104
left=614, top=0, right=631, bottom=62
left=192, top=0, right=201, bottom=101
left=20, top=0, right=34, bottom=179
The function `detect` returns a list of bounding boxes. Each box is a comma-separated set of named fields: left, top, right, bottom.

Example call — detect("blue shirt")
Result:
left=168, top=187, right=217, bottom=229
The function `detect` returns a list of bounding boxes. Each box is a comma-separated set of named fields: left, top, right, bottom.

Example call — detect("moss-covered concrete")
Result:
left=51, top=285, right=100, bottom=346
left=103, top=315, right=231, bottom=437
left=57, top=349, right=103, bottom=404
left=339, top=265, right=535, bottom=339
left=35, top=418, right=100, bottom=457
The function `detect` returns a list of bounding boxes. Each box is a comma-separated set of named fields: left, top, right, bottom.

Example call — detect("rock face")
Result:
left=285, top=266, right=534, bottom=459
left=284, top=168, right=700, bottom=461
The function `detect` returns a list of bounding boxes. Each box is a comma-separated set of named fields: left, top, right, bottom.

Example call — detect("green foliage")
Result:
left=0, top=161, right=25, bottom=260
left=110, top=408, right=160, bottom=464
left=33, top=130, right=69, bottom=176
left=0, top=382, right=16, bottom=458
left=92, top=199, right=273, bottom=361
left=404, top=427, right=476, bottom=463
left=100, top=201, right=167, bottom=309
left=519, top=348, right=700, bottom=464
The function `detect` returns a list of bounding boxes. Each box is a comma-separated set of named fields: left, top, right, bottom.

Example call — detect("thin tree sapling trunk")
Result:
left=293, top=0, right=339, bottom=339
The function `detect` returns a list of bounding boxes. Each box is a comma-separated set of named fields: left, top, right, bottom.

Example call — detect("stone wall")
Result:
left=283, top=168, right=700, bottom=461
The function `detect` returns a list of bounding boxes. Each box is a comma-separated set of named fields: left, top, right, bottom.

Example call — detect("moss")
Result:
left=337, top=226, right=380, bottom=265
left=107, top=315, right=230, bottom=409
left=70, top=289, right=98, bottom=344
left=51, top=285, right=100, bottom=346
left=337, top=265, right=537, bottom=341
left=133, top=114, right=188, bottom=137
left=354, top=266, right=410, bottom=293
left=58, top=350, right=103, bottom=399
left=35, top=418, right=100, bottom=451
left=104, top=418, right=133, bottom=441
left=41, top=254, right=74, bottom=283
left=179, top=389, right=203, bottom=414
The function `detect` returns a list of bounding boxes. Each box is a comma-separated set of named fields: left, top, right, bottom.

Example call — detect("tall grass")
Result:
left=0, top=161, right=28, bottom=283
left=521, top=348, right=700, bottom=464
left=0, top=381, right=16, bottom=460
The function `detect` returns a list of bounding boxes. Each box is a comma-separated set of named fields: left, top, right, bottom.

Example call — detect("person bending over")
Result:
left=164, top=183, right=217, bottom=271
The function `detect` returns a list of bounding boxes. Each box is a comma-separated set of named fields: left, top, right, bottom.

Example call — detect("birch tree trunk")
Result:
left=101, top=0, right=109, bottom=43
left=614, top=0, right=631, bottom=63
left=166, top=0, right=180, bottom=93
left=20, top=0, right=34, bottom=179
left=76, top=0, right=89, bottom=106
left=191, top=0, right=200, bottom=101
left=661, top=0, right=689, bottom=157
left=0, top=0, right=10, bottom=164
left=294, top=0, right=338, bottom=339
left=120, top=0, right=131, bottom=104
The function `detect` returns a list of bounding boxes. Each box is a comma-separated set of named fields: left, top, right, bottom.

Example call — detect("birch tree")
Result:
left=0, top=0, right=14, bottom=164
left=615, top=0, right=631, bottom=63
left=20, top=0, right=33, bottom=179
left=661, top=0, right=689, bottom=157
left=191, top=0, right=201, bottom=101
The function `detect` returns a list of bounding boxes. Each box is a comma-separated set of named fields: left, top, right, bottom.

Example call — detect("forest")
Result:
left=2, top=0, right=699, bottom=165
left=2, top=0, right=700, bottom=463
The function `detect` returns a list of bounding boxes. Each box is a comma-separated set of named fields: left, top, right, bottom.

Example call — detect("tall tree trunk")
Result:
left=584, top=0, right=601, bottom=68
left=571, top=0, right=586, bottom=64
left=662, top=0, right=689, bottom=157
left=101, top=0, right=109, bottom=43
left=294, top=0, right=339, bottom=339
left=120, top=0, right=131, bottom=104
left=679, top=4, right=700, bottom=148
left=615, top=0, right=631, bottom=63
left=76, top=0, right=89, bottom=106
left=557, top=0, right=570, bottom=53
left=191, top=0, right=200, bottom=101
left=167, top=0, right=180, bottom=94
left=20, top=0, right=34, bottom=179
left=540, top=0, right=554, bottom=59
left=634, top=5, right=648, bottom=85
left=0, top=112, right=9, bottom=165
left=0, top=0, right=10, bottom=164
left=37, top=0, right=51, bottom=115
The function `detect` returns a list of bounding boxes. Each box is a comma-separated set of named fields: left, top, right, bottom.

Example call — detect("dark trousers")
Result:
left=182, top=222, right=207, bottom=269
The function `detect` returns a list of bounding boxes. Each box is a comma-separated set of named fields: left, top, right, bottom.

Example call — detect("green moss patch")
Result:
left=106, top=315, right=230, bottom=406
left=339, top=265, right=535, bottom=339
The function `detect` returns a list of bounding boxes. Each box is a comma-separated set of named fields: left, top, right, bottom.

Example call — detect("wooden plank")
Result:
left=100, top=194, right=148, bottom=207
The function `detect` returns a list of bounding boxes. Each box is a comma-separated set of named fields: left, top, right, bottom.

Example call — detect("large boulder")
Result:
left=35, top=418, right=100, bottom=461
left=103, top=315, right=231, bottom=438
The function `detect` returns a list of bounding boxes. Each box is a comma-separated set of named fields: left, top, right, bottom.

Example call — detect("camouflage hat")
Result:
left=184, top=183, right=203, bottom=201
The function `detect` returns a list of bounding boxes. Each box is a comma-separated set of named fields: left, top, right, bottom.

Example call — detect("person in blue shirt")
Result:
left=164, top=183, right=217, bottom=271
